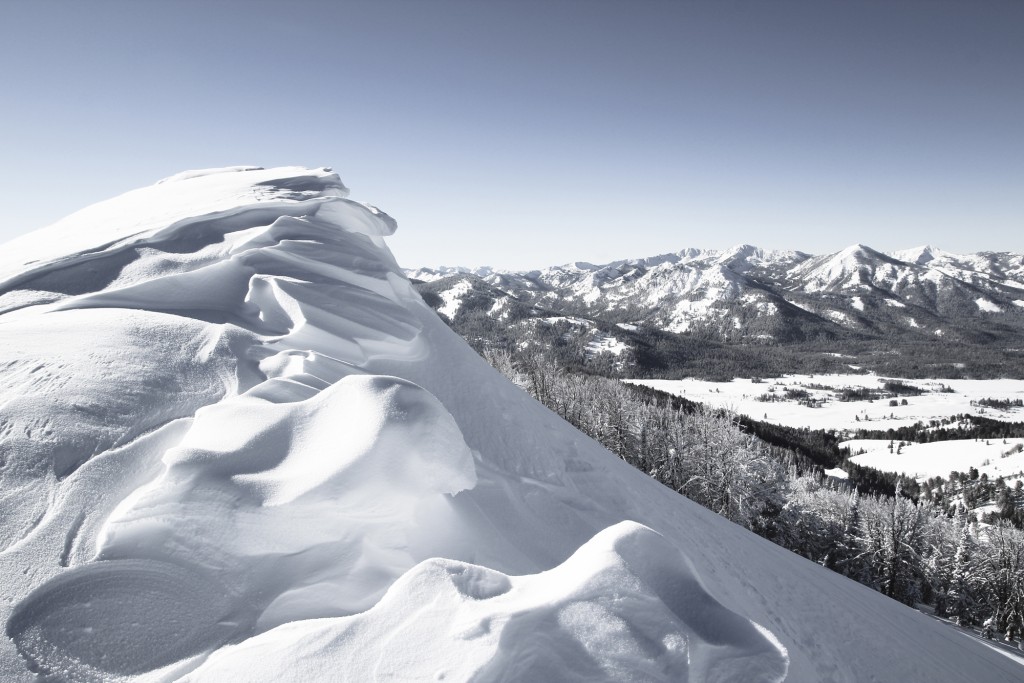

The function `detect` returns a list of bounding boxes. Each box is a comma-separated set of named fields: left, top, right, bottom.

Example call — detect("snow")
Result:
left=404, top=265, right=499, bottom=283
left=826, top=310, right=850, bottom=324
left=845, top=438, right=1024, bottom=484
left=792, top=244, right=877, bottom=292
left=157, top=165, right=266, bottom=183
left=184, top=522, right=788, bottom=683
left=0, top=166, right=350, bottom=287
left=0, top=167, right=1020, bottom=682
left=976, top=297, right=1004, bottom=313
left=543, top=315, right=589, bottom=326
left=409, top=244, right=1023, bottom=344
left=627, top=375, right=1024, bottom=432
left=488, top=296, right=507, bottom=316
left=438, top=279, right=473, bottom=318
left=586, top=333, right=628, bottom=357
left=94, top=374, right=477, bottom=627
left=892, top=245, right=945, bottom=266
left=582, top=284, right=602, bottom=304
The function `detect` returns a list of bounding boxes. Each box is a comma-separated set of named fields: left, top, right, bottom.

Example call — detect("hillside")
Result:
left=0, top=167, right=1021, bottom=681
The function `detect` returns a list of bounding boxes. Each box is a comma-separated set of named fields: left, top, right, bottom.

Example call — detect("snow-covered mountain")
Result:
left=409, top=242, right=1024, bottom=343
left=1, top=167, right=1020, bottom=681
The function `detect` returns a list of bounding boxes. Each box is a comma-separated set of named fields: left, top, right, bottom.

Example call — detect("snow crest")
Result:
left=0, top=167, right=787, bottom=682
left=183, top=522, right=787, bottom=683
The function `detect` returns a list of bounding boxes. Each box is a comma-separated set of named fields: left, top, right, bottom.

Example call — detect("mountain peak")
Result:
left=839, top=243, right=881, bottom=259
left=721, top=243, right=760, bottom=260
left=892, top=244, right=944, bottom=265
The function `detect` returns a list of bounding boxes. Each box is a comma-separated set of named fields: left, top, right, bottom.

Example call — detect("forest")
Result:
left=483, top=347, right=1024, bottom=639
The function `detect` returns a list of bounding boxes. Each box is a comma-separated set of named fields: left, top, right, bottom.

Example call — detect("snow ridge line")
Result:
left=1, top=167, right=793, bottom=683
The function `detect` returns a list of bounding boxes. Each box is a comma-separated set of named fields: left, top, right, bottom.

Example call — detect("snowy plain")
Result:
left=628, top=375, right=1024, bottom=484
left=0, top=167, right=1019, bottom=681
left=629, top=374, right=1024, bottom=432
left=844, top=438, right=1024, bottom=485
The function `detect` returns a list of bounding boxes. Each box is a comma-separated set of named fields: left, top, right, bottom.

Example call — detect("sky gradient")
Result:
left=1, top=0, right=1021, bottom=269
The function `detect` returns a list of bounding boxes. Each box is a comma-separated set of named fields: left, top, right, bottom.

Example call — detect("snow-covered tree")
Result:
left=978, top=522, right=1024, bottom=638
left=859, top=486, right=926, bottom=606
left=946, top=523, right=978, bottom=626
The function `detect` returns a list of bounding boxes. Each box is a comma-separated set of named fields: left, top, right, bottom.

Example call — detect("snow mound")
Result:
left=8, top=375, right=478, bottom=681
left=183, top=522, right=787, bottom=683
left=0, top=309, right=246, bottom=551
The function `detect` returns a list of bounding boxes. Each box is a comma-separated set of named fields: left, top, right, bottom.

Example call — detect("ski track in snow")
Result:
left=0, top=166, right=1020, bottom=682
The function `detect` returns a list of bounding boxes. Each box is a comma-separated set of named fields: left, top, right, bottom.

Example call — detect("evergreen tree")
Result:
left=947, top=523, right=977, bottom=626
left=978, top=522, right=1024, bottom=638
left=839, top=492, right=869, bottom=582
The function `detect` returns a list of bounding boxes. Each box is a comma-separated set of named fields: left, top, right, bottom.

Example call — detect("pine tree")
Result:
left=834, top=491, right=867, bottom=581
left=978, top=522, right=1024, bottom=638
left=947, top=523, right=977, bottom=627
left=876, top=484, right=925, bottom=606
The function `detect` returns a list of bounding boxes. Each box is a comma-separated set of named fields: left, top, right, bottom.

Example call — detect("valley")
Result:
left=629, top=374, right=1024, bottom=487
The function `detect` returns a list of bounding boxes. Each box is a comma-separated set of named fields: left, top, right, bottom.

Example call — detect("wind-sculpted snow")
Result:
left=0, top=168, right=419, bottom=556
left=183, top=523, right=787, bottom=683
left=96, top=375, right=476, bottom=616
left=9, top=376, right=478, bottom=681
left=0, top=166, right=1018, bottom=682
left=0, top=310, right=249, bottom=551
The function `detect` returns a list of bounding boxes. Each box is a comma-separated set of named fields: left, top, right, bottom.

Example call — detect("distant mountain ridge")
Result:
left=408, top=244, right=1024, bottom=341
left=407, top=245, right=1024, bottom=378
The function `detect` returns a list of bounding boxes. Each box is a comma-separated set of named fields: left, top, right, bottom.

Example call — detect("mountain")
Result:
left=408, top=242, right=1024, bottom=377
left=0, top=167, right=1020, bottom=681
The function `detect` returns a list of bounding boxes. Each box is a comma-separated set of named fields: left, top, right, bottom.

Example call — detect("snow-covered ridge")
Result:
left=1, top=168, right=1019, bottom=681
left=0, top=167, right=788, bottom=682
left=185, top=522, right=788, bottom=683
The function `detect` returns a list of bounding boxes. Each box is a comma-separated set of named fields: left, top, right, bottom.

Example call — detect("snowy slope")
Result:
left=0, top=167, right=1020, bottom=682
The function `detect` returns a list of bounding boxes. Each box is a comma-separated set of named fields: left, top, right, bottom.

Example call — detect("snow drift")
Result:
left=0, top=166, right=1018, bottom=682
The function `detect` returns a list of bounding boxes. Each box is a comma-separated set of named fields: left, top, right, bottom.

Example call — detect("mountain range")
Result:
left=408, top=244, right=1024, bottom=378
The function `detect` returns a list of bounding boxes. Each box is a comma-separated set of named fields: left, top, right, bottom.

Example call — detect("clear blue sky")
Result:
left=1, top=0, right=1021, bottom=269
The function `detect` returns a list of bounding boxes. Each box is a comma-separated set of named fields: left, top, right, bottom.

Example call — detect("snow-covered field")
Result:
left=628, top=374, right=1024, bottom=432
left=628, top=374, right=1024, bottom=484
left=0, top=167, right=1020, bottom=682
left=845, top=438, right=1024, bottom=484
left=586, top=332, right=628, bottom=357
